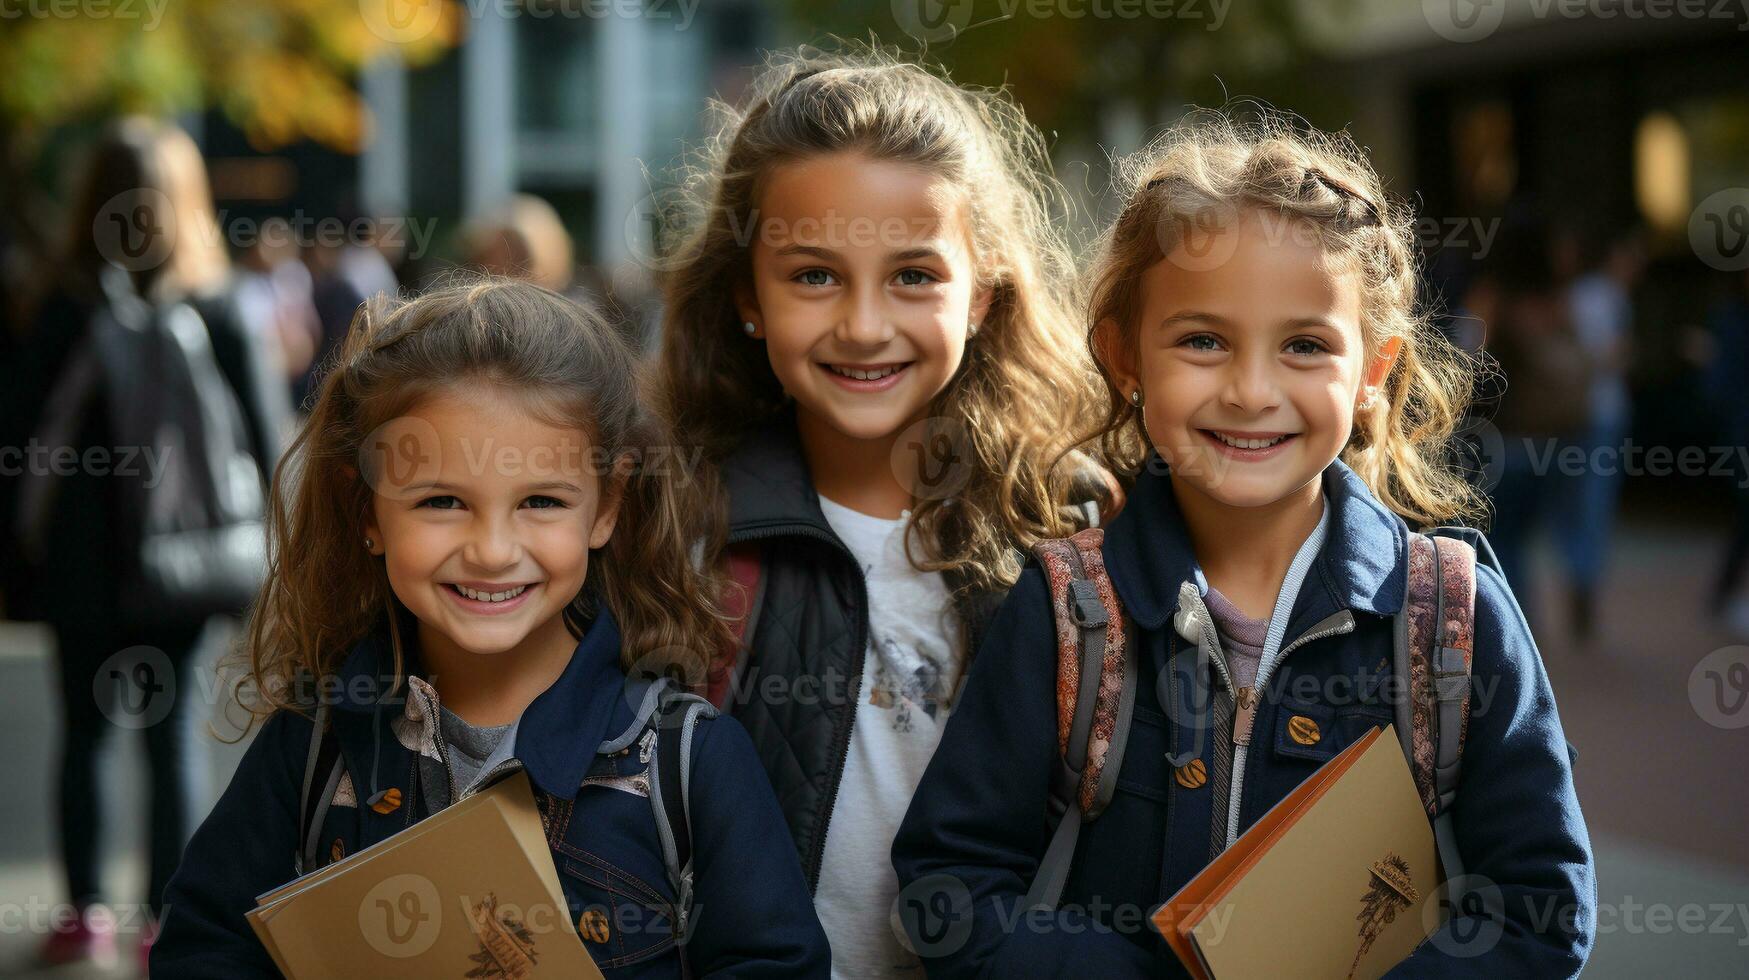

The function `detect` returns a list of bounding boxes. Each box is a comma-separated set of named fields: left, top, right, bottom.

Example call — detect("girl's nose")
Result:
left=1222, top=352, right=1283, bottom=414
left=834, top=284, right=895, bottom=348
left=463, top=515, right=520, bottom=570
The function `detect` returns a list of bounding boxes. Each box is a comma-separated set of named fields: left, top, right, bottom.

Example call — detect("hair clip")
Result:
left=1303, top=168, right=1383, bottom=227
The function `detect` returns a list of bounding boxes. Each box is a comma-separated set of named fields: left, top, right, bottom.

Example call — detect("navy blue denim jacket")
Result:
left=153, top=608, right=830, bottom=978
left=892, top=457, right=1596, bottom=978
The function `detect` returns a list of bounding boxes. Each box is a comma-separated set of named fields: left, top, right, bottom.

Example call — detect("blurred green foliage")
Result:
left=780, top=0, right=1353, bottom=154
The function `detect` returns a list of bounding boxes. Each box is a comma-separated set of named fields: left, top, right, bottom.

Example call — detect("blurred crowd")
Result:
left=1429, top=211, right=1749, bottom=642
left=0, top=116, right=648, bottom=970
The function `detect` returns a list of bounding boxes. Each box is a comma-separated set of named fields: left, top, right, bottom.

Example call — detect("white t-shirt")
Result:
left=814, top=495, right=963, bottom=979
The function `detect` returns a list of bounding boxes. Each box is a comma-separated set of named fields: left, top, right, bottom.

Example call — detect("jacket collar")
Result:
left=330, top=604, right=629, bottom=799
left=721, top=407, right=837, bottom=541
left=1101, top=454, right=1409, bottom=631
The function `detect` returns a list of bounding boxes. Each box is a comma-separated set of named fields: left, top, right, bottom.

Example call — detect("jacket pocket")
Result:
left=555, top=845, right=678, bottom=970
left=1114, top=704, right=1171, bottom=802
left=1272, top=696, right=1393, bottom=764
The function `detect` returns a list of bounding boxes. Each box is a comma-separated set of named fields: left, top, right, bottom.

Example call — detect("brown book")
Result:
left=1152, top=725, right=1442, bottom=980
left=246, top=770, right=602, bottom=979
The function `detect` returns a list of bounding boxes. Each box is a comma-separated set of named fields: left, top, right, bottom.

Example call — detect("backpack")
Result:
left=13, top=266, right=266, bottom=624
left=700, top=500, right=1106, bottom=708
left=1022, top=525, right=1497, bottom=910
left=704, top=543, right=767, bottom=708
left=293, top=676, right=715, bottom=949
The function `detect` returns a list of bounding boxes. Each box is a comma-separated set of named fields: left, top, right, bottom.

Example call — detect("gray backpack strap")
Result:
left=295, top=700, right=345, bottom=876
left=647, top=680, right=717, bottom=950
left=1024, top=530, right=1136, bottom=911
left=1079, top=498, right=1101, bottom=531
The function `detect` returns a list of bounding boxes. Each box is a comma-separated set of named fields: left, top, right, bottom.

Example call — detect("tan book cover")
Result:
left=1152, top=724, right=1442, bottom=980
left=246, top=771, right=602, bottom=979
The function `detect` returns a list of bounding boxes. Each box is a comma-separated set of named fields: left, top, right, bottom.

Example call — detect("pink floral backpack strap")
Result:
left=1397, top=531, right=1477, bottom=880
left=1026, top=527, right=1135, bottom=909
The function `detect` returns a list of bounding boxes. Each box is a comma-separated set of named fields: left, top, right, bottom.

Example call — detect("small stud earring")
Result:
left=1129, top=389, right=1143, bottom=407
left=364, top=537, right=374, bottom=551
left=742, top=321, right=757, bottom=336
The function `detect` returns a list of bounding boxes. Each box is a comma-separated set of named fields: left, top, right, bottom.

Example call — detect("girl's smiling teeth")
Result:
left=446, top=582, right=533, bottom=603
left=1203, top=430, right=1297, bottom=450
left=823, top=362, right=909, bottom=381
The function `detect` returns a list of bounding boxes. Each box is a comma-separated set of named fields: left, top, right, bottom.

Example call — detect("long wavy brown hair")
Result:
left=1084, top=110, right=1484, bottom=527
left=227, top=278, right=730, bottom=731
left=656, top=43, right=1108, bottom=594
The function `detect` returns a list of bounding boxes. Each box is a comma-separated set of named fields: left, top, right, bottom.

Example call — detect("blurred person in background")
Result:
left=296, top=203, right=398, bottom=408
left=1556, top=228, right=1644, bottom=643
left=459, top=192, right=577, bottom=294
left=457, top=194, right=665, bottom=352
left=1480, top=216, right=1594, bottom=633
left=0, top=116, right=287, bottom=969
left=234, top=215, right=321, bottom=408
left=1705, top=267, right=1749, bottom=637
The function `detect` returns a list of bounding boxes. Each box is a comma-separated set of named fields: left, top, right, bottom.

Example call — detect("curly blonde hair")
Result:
left=227, top=278, right=730, bottom=731
left=1085, top=110, right=1482, bottom=528
left=656, top=42, right=1109, bottom=593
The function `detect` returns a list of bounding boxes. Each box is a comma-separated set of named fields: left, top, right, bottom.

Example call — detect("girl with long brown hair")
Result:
left=153, top=279, right=828, bottom=977
left=655, top=43, right=1114, bottom=976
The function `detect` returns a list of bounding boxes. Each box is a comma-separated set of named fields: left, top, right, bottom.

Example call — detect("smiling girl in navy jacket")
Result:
left=891, top=114, right=1596, bottom=977
left=152, top=280, right=828, bottom=978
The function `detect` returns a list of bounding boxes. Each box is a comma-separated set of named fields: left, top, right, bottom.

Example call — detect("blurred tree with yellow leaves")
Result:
left=0, top=0, right=462, bottom=260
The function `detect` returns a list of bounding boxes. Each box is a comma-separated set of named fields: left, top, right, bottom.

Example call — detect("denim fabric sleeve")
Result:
left=150, top=709, right=310, bottom=979
left=685, top=712, right=832, bottom=978
left=1384, top=561, right=1597, bottom=977
left=891, top=567, right=1156, bottom=979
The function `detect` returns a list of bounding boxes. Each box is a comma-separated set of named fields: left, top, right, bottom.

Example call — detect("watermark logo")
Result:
left=1690, top=188, right=1749, bottom=272
left=891, top=0, right=977, bottom=41
left=893, top=873, right=974, bottom=957
left=891, top=416, right=978, bottom=502
left=359, top=415, right=445, bottom=502
left=1454, top=417, right=1506, bottom=492
left=359, top=873, right=442, bottom=957
left=623, top=191, right=695, bottom=275
left=1690, top=646, right=1749, bottom=730
left=1159, top=201, right=1242, bottom=273
left=95, top=646, right=176, bottom=730
left=1421, top=873, right=1506, bottom=957
left=1427, top=0, right=1749, bottom=44
left=92, top=188, right=175, bottom=273
left=360, top=0, right=447, bottom=43
left=1424, top=0, right=1508, bottom=42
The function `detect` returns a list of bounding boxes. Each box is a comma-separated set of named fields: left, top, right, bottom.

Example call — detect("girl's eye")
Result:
left=523, top=495, right=566, bottom=510
left=1286, top=337, right=1329, bottom=356
left=795, top=268, right=836, bottom=287
left=1182, top=333, right=1222, bottom=352
left=418, top=495, right=463, bottom=510
left=894, top=268, right=938, bottom=287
